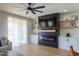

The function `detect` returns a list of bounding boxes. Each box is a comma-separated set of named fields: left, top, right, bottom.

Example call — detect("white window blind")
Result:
left=8, top=16, right=28, bottom=46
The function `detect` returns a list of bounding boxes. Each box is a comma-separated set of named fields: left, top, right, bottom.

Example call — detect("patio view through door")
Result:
left=8, top=16, right=28, bottom=47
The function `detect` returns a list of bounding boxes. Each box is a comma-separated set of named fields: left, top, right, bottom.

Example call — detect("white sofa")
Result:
left=0, top=37, right=12, bottom=53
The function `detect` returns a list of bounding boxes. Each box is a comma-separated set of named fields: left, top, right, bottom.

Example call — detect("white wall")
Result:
left=59, top=12, right=79, bottom=50
left=0, top=12, right=7, bottom=38
left=0, top=11, right=32, bottom=43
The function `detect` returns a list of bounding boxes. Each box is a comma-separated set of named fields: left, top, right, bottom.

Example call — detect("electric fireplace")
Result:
left=38, top=13, right=60, bottom=48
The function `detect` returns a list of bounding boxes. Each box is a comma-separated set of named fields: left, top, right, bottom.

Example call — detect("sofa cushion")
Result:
left=1, top=39, right=8, bottom=46
left=0, top=40, right=2, bottom=47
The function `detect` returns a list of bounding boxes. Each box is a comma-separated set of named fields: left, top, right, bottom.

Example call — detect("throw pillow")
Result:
left=0, top=40, right=2, bottom=47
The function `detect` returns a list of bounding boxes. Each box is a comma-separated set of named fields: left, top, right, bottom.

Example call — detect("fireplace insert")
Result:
left=38, top=13, right=60, bottom=48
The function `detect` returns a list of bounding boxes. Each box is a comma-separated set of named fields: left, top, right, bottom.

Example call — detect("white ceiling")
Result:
left=0, top=3, right=79, bottom=19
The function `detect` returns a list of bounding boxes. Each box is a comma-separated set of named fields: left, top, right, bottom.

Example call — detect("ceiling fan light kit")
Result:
left=27, top=3, right=45, bottom=14
left=16, top=3, right=45, bottom=15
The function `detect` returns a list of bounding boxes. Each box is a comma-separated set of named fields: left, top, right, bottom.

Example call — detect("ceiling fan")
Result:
left=15, top=3, right=45, bottom=15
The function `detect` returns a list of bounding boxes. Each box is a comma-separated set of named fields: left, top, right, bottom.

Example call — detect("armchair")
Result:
left=0, top=36, right=12, bottom=53
left=68, top=46, right=79, bottom=56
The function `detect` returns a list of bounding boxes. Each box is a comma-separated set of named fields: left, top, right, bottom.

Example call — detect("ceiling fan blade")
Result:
left=26, top=11, right=29, bottom=14
left=32, top=6, right=45, bottom=9
left=31, top=10, right=36, bottom=14
left=15, top=10, right=26, bottom=12
left=33, top=9, right=43, bottom=13
left=23, top=3, right=27, bottom=8
left=13, top=6, right=26, bottom=10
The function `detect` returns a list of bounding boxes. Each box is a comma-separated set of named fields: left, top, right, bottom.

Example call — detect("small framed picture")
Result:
left=48, top=21, right=53, bottom=27
left=40, top=21, right=46, bottom=27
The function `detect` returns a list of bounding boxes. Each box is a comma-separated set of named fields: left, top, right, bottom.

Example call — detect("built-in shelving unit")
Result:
left=60, top=19, right=78, bottom=23
left=60, top=19, right=79, bottom=29
left=61, top=26, right=79, bottom=29
left=38, top=13, right=60, bottom=48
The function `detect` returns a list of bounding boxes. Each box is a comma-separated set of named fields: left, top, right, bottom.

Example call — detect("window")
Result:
left=8, top=16, right=28, bottom=46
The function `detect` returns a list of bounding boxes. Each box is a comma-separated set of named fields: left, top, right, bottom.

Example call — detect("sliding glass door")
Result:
left=8, top=17, right=28, bottom=47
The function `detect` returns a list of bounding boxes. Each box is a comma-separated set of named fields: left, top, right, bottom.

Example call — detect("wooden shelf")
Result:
left=60, top=26, right=79, bottom=29
left=39, top=30, right=56, bottom=32
left=60, top=19, right=78, bottom=23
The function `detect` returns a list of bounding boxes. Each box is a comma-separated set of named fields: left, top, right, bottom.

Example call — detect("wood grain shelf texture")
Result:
left=60, top=26, right=79, bottom=29
left=60, top=19, right=79, bottom=29
left=60, top=19, right=78, bottom=23
left=39, top=30, right=56, bottom=32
